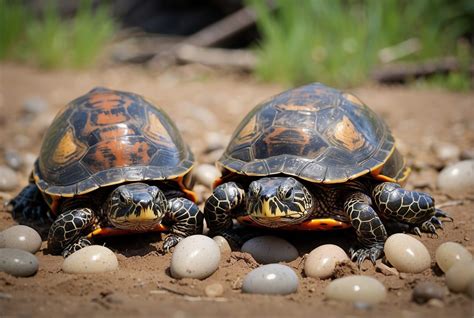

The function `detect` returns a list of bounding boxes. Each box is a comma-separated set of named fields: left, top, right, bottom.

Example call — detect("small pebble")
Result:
left=375, top=260, right=399, bottom=276
left=213, top=236, right=232, bottom=254
left=22, top=96, right=48, bottom=114
left=241, top=236, right=298, bottom=264
left=445, top=260, right=474, bottom=293
left=465, top=279, right=474, bottom=299
left=170, top=235, right=220, bottom=279
left=434, top=143, right=460, bottom=163
left=204, top=283, right=224, bottom=297
left=460, top=149, right=474, bottom=160
left=192, top=164, right=221, bottom=188
left=0, top=248, right=38, bottom=277
left=427, top=299, right=444, bottom=308
left=242, top=264, right=298, bottom=295
left=4, top=150, right=23, bottom=171
left=0, top=225, right=42, bottom=253
left=62, top=245, right=118, bottom=274
left=437, top=160, right=474, bottom=195
left=384, top=234, right=431, bottom=273
left=304, top=244, right=349, bottom=279
left=435, top=241, right=472, bottom=272
left=325, top=275, right=386, bottom=305
left=0, top=165, right=19, bottom=191
left=412, top=282, right=445, bottom=304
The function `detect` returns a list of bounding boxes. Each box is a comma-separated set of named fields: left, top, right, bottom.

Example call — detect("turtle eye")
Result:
left=277, top=185, right=293, bottom=201
left=248, top=181, right=261, bottom=198
left=118, top=190, right=131, bottom=205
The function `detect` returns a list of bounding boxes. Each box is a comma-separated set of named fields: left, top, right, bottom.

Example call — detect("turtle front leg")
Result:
left=372, top=182, right=449, bottom=236
left=344, top=192, right=387, bottom=264
left=48, top=208, right=95, bottom=257
left=162, top=198, right=204, bottom=251
left=204, top=182, right=246, bottom=246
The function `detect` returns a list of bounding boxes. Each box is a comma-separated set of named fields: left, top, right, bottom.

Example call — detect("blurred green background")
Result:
left=1, top=0, right=472, bottom=90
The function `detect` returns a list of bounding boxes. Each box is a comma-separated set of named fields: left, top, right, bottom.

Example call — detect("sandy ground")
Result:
left=0, top=63, right=473, bottom=317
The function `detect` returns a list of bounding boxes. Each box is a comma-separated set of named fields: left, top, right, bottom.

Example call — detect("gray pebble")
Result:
left=23, top=97, right=48, bottom=114
left=0, top=225, right=42, bottom=253
left=193, top=164, right=220, bottom=188
left=0, top=165, right=19, bottom=191
left=242, top=264, right=299, bottom=295
left=242, top=236, right=298, bottom=264
left=434, top=143, right=460, bottom=163
left=4, top=150, right=23, bottom=170
left=412, top=282, right=445, bottom=304
left=0, top=248, right=39, bottom=277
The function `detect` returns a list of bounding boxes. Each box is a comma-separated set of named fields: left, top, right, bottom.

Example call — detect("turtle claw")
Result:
left=350, top=246, right=383, bottom=266
left=62, top=237, right=92, bottom=258
left=163, top=234, right=182, bottom=252
left=413, top=227, right=422, bottom=237
left=435, top=209, right=453, bottom=221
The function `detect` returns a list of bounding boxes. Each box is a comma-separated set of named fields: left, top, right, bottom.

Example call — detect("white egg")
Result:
left=384, top=234, right=431, bottom=273
left=213, top=236, right=232, bottom=254
left=445, top=260, right=474, bottom=293
left=242, top=264, right=299, bottom=295
left=0, top=225, right=42, bottom=253
left=435, top=242, right=472, bottom=273
left=0, top=248, right=39, bottom=277
left=241, top=236, right=298, bottom=264
left=170, top=235, right=220, bottom=279
left=193, top=164, right=221, bottom=188
left=437, top=160, right=474, bottom=195
left=304, top=244, right=349, bottom=279
left=62, top=245, right=118, bottom=274
left=325, top=275, right=386, bottom=305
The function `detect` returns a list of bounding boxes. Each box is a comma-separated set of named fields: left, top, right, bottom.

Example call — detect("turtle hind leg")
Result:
left=372, top=182, right=450, bottom=236
left=48, top=207, right=95, bottom=257
left=344, top=192, right=387, bottom=265
left=8, top=183, right=53, bottom=237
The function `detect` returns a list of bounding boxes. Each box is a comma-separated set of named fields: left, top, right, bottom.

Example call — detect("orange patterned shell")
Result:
left=219, top=83, right=409, bottom=184
left=34, top=87, right=194, bottom=196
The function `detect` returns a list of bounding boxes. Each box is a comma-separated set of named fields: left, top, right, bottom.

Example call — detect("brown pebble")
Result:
left=412, top=282, right=445, bottom=304
left=427, top=298, right=444, bottom=308
left=375, top=260, right=399, bottom=276
left=205, top=283, right=224, bottom=297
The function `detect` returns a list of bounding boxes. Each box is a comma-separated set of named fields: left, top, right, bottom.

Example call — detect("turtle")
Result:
left=9, top=87, right=203, bottom=257
left=204, top=83, right=449, bottom=264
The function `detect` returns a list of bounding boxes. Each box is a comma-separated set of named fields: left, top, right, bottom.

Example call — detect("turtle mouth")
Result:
left=250, top=215, right=304, bottom=228
left=109, top=207, right=162, bottom=231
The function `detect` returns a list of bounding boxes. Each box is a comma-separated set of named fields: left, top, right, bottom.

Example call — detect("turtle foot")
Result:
left=62, top=237, right=92, bottom=258
left=162, top=234, right=182, bottom=253
left=349, top=245, right=384, bottom=265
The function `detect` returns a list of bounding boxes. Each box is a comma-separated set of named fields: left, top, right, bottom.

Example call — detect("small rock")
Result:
left=0, top=225, right=42, bottom=253
left=170, top=235, right=220, bottom=279
left=0, top=248, right=38, bottom=277
left=460, top=149, right=474, bottom=160
left=242, top=264, right=299, bottom=295
left=62, top=245, right=118, bottom=274
left=435, top=241, right=472, bottom=273
left=0, top=166, right=19, bottom=191
left=213, top=236, right=232, bottom=255
left=465, top=279, right=474, bottom=299
left=384, top=234, right=431, bottom=273
left=204, top=283, right=224, bottom=297
left=427, top=298, right=444, bottom=308
left=445, top=260, right=474, bottom=293
left=0, top=292, right=12, bottom=299
left=434, top=143, right=460, bottom=163
left=22, top=97, right=48, bottom=114
left=437, top=160, right=474, bottom=195
left=325, top=275, right=386, bottom=305
left=242, top=236, right=298, bottom=264
left=412, top=282, right=445, bottom=304
left=4, top=150, right=23, bottom=171
left=193, top=164, right=220, bottom=188
left=304, top=244, right=349, bottom=279
left=375, top=260, right=399, bottom=276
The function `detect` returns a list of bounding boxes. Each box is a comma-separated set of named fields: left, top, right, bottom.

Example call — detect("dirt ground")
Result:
left=0, top=63, right=473, bottom=318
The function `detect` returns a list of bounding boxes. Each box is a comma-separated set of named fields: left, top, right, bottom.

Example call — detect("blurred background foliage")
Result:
left=0, top=0, right=472, bottom=89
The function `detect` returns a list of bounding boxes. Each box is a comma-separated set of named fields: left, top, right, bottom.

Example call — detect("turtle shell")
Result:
left=218, top=83, right=409, bottom=184
left=34, top=87, right=194, bottom=197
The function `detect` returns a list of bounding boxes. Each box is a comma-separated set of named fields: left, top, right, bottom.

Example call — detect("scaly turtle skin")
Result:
left=204, top=83, right=449, bottom=264
left=10, top=87, right=203, bottom=257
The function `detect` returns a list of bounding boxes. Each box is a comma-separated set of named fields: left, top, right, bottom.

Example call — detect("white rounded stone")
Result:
left=0, top=248, right=39, bottom=277
left=435, top=242, right=472, bottom=273
left=205, top=283, right=224, bottom=297
left=437, top=160, right=474, bottom=195
left=62, top=245, right=118, bottom=274
left=241, top=236, right=298, bottom=264
left=384, top=233, right=431, bottom=273
left=213, top=236, right=232, bottom=254
left=325, top=275, right=387, bottom=305
left=0, top=225, right=42, bottom=253
left=242, top=264, right=298, bottom=295
left=193, top=164, right=221, bottom=188
left=170, top=235, right=220, bottom=279
left=0, top=165, right=19, bottom=191
left=304, top=244, right=349, bottom=279
left=445, top=260, right=474, bottom=293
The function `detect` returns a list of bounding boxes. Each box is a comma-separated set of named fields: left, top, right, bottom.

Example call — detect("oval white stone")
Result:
left=241, top=236, right=298, bottom=264
left=170, top=235, right=220, bottom=279
left=445, top=260, right=474, bottom=293
left=193, top=164, right=221, bottom=188
left=437, top=160, right=474, bottom=195
left=0, top=225, right=42, bottom=254
left=0, top=248, right=39, bottom=277
left=242, top=264, right=298, bottom=295
left=435, top=242, right=472, bottom=273
left=325, top=275, right=387, bottom=305
left=62, top=245, right=118, bottom=274
left=384, top=234, right=431, bottom=273
left=304, top=244, right=349, bottom=279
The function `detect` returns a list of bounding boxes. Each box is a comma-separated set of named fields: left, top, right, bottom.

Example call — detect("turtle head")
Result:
left=246, top=177, right=313, bottom=227
left=107, top=183, right=167, bottom=231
